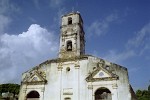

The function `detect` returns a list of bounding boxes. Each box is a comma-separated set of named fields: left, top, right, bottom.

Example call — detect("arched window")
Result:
left=27, top=90, right=40, bottom=99
left=68, top=17, right=72, bottom=25
left=66, top=41, right=72, bottom=51
left=95, top=87, right=112, bottom=100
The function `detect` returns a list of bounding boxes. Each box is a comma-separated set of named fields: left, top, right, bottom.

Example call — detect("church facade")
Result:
left=19, top=12, right=136, bottom=100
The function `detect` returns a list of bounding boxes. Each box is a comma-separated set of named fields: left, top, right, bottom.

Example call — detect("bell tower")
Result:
left=59, top=12, right=85, bottom=58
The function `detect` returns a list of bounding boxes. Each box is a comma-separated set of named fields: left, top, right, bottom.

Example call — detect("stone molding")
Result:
left=112, top=84, right=118, bottom=89
left=88, top=85, right=93, bottom=89
left=75, top=64, right=80, bottom=69
left=63, top=88, right=73, bottom=95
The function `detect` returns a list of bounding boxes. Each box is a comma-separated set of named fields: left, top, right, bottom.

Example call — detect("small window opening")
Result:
left=67, top=41, right=72, bottom=51
left=66, top=67, right=70, bottom=72
left=106, top=66, right=110, bottom=70
left=68, top=17, right=72, bottom=25
left=93, top=67, right=96, bottom=70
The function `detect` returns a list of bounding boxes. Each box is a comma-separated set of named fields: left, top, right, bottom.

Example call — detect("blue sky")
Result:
left=0, top=0, right=150, bottom=91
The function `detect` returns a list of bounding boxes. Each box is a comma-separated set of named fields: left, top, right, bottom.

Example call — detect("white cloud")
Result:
left=0, top=0, right=19, bottom=34
left=28, top=17, right=37, bottom=23
left=54, top=8, right=66, bottom=25
left=128, top=67, right=140, bottom=73
left=103, top=22, right=150, bottom=64
left=87, top=13, right=118, bottom=37
left=0, top=0, right=19, bottom=14
left=0, top=24, right=58, bottom=83
left=103, top=50, right=135, bottom=64
left=32, top=0, right=40, bottom=10
left=127, top=23, right=150, bottom=55
left=0, top=15, right=11, bottom=34
left=49, top=0, right=64, bottom=8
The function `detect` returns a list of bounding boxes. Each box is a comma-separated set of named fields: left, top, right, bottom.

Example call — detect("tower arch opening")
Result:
left=66, top=40, right=72, bottom=51
left=27, top=90, right=40, bottom=99
left=95, top=87, right=112, bottom=100
left=68, top=17, right=72, bottom=25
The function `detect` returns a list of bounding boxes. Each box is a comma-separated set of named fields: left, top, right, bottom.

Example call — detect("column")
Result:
left=21, top=87, right=27, bottom=100
left=88, top=83, right=93, bottom=100
left=74, top=64, right=80, bottom=100
left=41, top=87, right=45, bottom=100
left=112, top=83, right=118, bottom=100
left=58, top=63, right=63, bottom=100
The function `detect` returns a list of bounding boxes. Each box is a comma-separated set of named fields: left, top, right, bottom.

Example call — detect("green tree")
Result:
left=136, top=90, right=143, bottom=98
left=136, top=85, right=150, bottom=100
left=0, top=83, right=20, bottom=97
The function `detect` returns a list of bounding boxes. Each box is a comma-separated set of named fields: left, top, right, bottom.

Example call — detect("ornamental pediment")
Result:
left=86, top=63, right=118, bottom=82
left=28, top=74, right=43, bottom=82
left=93, top=70, right=110, bottom=78
left=22, top=70, right=47, bottom=85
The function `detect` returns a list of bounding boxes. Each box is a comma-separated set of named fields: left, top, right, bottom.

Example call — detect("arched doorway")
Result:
left=95, top=87, right=112, bottom=100
left=26, top=91, right=40, bottom=100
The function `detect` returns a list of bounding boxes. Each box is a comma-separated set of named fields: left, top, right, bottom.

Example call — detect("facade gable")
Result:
left=22, top=70, right=47, bottom=85
left=86, top=63, right=118, bottom=82
left=28, top=72, right=44, bottom=82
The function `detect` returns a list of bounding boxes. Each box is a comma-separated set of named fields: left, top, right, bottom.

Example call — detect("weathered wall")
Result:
left=19, top=55, right=133, bottom=100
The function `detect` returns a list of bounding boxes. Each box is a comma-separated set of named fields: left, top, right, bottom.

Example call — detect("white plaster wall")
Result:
left=78, top=59, right=89, bottom=100
left=19, top=56, right=132, bottom=100
left=43, top=63, right=60, bottom=100
left=32, top=59, right=88, bottom=100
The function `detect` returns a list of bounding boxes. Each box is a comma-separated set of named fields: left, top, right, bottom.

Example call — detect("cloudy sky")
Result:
left=0, top=0, right=150, bottom=91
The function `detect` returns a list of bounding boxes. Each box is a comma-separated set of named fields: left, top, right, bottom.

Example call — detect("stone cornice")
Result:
left=21, top=80, right=47, bottom=85
left=38, top=55, right=89, bottom=65
left=86, top=77, right=118, bottom=82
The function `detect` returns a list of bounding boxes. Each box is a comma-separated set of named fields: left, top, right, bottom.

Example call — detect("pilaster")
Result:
left=112, top=83, right=118, bottom=100
left=58, top=63, right=63, bottom=100
left=88, top=83, right=93, bottom=100
left=74, top=64, right=80, bottom=100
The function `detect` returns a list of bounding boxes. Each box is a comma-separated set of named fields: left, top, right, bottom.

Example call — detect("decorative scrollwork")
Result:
left=97, top=59, right=105, bottom=68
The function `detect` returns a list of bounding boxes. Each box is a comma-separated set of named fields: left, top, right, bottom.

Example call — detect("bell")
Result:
left=68, top=45, right=72, bottom=50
